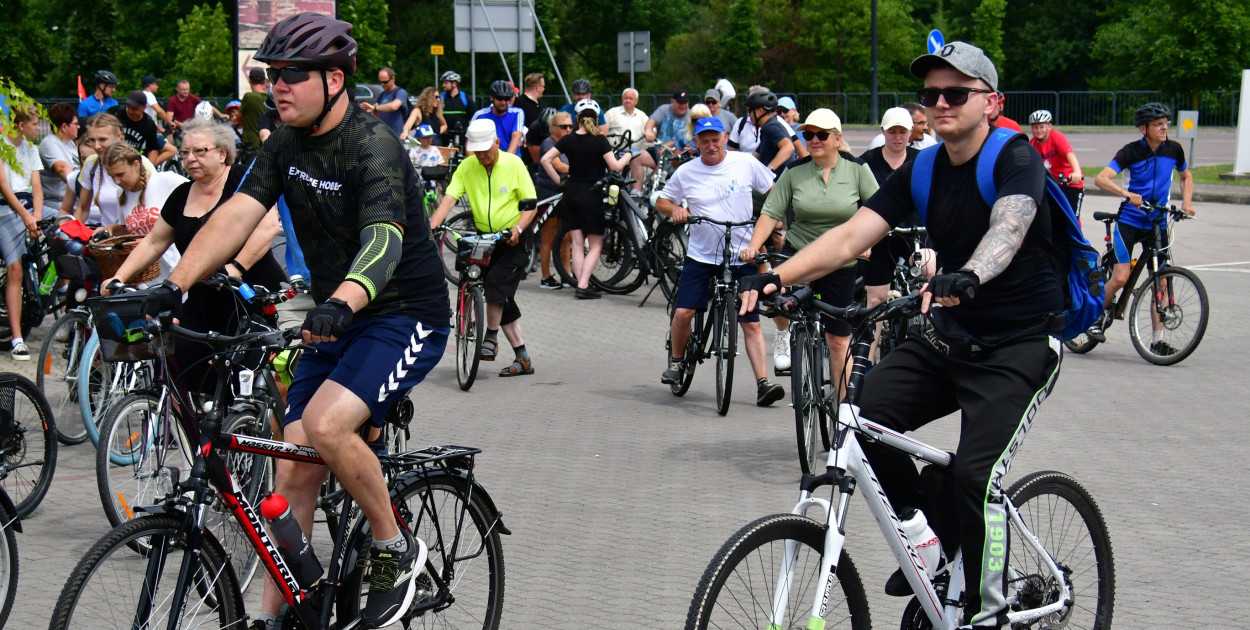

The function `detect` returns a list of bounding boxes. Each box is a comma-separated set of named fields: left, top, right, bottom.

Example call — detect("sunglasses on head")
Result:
left=916, top=86, right=994, bottom=107
left=266, top=66, right=315, bottom=85
left=801, top=130, right=832, bottom=142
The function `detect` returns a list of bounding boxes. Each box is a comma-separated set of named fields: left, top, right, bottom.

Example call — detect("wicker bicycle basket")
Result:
left=87, top=235, right=161, bottom=284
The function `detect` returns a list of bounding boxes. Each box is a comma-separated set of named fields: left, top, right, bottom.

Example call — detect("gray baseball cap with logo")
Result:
left=909, top=41, right=999, bottom=92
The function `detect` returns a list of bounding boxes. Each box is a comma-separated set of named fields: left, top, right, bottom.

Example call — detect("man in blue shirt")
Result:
left=471, top=80, right=525, bottom=156
left=559, top=78, right=606, bottom=130
left=78, top=70, right=119, bottom=121
left=1087, top=101, right=1194, bottom=343
left=361, top=67, right=409, bottom=137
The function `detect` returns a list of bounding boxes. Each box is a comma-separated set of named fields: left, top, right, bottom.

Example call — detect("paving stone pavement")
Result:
left=6, top=193, right=1249, bottom=629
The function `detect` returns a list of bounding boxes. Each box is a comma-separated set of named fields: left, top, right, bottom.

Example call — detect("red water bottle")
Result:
left=260, top=494, right=323, bottom=587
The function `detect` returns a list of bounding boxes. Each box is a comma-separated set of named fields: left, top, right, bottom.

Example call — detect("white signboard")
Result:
left=454, top=0, right=535, bottom=54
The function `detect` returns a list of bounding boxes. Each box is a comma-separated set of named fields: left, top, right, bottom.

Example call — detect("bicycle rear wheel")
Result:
left=0, top=373, right=57, bottom=519
left=1063, top=332, right=1100, bottom=354
left=654, top=222, right=687, bottom=303
left=0, top=499, right=15, bottom=629
left=49, top=514, right=244, bottom=630
left=1128, top=267, right=1208, bottom=365
left=713, top=290, right=737, bottom=416
left=686, top=513, right=870, bottom=630
left=437, top=209, right=478, bottom=284
left=590, top=222, right=645, bottom=294
left=37, top=310, right=92, bottom=445
left=456, top=284, right=485, bottom=391
left=96, top=395, right=192, bottom=535
left=667, top=310, right=701, bottom=397
left=337, top=474, right=505, bottom=629
left=791, top=327, right=825, bottom=475
left=1006, top=471, right=1114, bottom=630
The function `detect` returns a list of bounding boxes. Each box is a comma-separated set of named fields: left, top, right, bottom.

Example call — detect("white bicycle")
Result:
left=686, top=289, right=1115, bottom=630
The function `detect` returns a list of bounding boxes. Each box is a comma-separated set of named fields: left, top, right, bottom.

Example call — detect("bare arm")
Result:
left=228, top=208, right=281, bottom=275
left=429, top=194, right=460, bottom=229
left=602, top=150, right=631, bottom=172
left=540, top=146, right=563, bottom=184
left=654, top=196, right=688, bottom=223
left=1094, top=166, right=1142, bottom=206
left=59, top=185, right=77, bottom=217
left=741, top=214, right=782, bottom=261
left=767, top=138, right=795, bottom=172
left=1064, top=152, right=1083, bottom=184
left=1178, top=169, right=1194, bottom=215
left=400, top=107, right=422, bottom=138
left=793, top=138, right=810, bottom=159
left=506, top=131, right=523, bottom=156
left=959, top=194, right=1037, bottom=284
left=644, top=118, right=657, bottom=143
left=50, top=160, right=74, bottom=183
left=167, top=193, right=269, bottom=291
left=152, top=102, right=175, bottom=128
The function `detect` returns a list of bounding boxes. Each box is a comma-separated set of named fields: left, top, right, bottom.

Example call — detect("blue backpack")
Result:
left=909, top=127, right=1104, bottom=341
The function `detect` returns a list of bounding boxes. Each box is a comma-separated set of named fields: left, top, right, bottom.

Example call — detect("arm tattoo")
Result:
left=961, top=194, right=1037, bottom=284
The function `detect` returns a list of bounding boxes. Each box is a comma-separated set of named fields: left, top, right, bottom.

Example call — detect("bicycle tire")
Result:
left=1006, top=471, right=1115, bottom=630
left=96, top=395, right=192, bottom=537
left=49, top=514, right=244, bottom=630
left=0, top=499, right=15, bottom=629
left=0, top=373, right=56, bottom=519
left=1063, top=332, right=1100, bottom=354
left=1128, top=267, right=1208, bottom=366
left=685, top=513, right=871, bottom=630
left=37, top=311, right=92, bottom=445
left=589, top=222, right=645, bottom=295
left=437, top=209, right=478, bottom=284
left=714, top=289, right=737, bottom=416
left=336, top=473, right=505, bottom=629
left=210, top=407, right=273, bottom=591
left=667, top=310, right=701, bottom=397
left=792, top=327, right=825, bottom=475
left=456, top=284, right=485, bottom=391
left=654, top=222, right=687, bottom=303
left=75, top=333, right=114, bottom=447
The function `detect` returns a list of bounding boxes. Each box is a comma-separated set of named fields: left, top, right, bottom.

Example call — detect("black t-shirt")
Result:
left=440, top=90, right=475, bottom=137
left=515, top=95, right=542, bottom=163
left=108, top=106, right=163, bottom=156
left=554, top=132, right=611, bottom=190
left=755, top=116, right=792, bottom=174
left=866, top=135, right=1063, bottom=335
left=859, top=146, right=920, bottom=185
left=238, top=104, right=449, bottom=325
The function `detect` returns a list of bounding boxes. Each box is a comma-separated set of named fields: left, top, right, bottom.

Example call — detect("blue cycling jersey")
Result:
left=471, top=106, right=526, bottom=155
left=1107, top=137, right=1187, bottom=229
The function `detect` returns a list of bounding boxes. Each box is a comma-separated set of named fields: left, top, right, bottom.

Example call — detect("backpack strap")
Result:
left=910, top=144, right=940, bottom=224
left=974, top=127, right=1024, bottom=207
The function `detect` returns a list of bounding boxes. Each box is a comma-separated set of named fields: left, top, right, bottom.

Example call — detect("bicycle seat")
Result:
left=1092, top=211, right=1119, bottom=223
left=421, top=166, right=450, bottom=182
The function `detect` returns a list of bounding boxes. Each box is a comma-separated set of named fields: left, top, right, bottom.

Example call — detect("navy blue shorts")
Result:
left=285, top=315, right=449, bottom=428
left=674, top=258, right=760, bottom=323
left=1112, top=222, right=1166, bottom=265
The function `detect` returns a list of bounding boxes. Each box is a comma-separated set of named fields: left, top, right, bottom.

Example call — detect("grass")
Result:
left=1081, top=164, right=1250, bottom=186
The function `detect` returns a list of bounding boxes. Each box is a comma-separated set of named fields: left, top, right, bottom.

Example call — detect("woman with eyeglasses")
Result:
left=739, top=109, right=878, bottom=398
left=400, top=86, right=447, bottom=141
left=103, top=118, right=285, bottom=392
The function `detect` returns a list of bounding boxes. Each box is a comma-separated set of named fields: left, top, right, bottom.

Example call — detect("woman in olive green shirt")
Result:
left=740, top=108, right=879, bottom=397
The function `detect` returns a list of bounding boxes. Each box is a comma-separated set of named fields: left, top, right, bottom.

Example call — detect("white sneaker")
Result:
left=773, top=330, right=791, bottom=373
left=10, top=342, right=28, bottom=361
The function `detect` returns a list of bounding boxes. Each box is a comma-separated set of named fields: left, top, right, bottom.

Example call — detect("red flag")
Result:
left=77, top=76, right=86, bottom=101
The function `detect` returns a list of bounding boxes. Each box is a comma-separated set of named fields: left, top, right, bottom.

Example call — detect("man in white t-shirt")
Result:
left=141, top=75, right=176, bottom=131
left=714, top=75, right=737, bottom=108
left=604, top=88, right=648, bottom=154
left=654, top=116, right=784, bottom=407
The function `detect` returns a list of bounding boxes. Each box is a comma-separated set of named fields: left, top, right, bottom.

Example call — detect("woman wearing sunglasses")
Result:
left=535, top=111, right=571, bottom=290
left=739, top=108, right=879, bottom=398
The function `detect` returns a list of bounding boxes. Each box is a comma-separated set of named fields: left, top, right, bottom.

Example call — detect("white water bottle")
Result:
left=900, top=508, right=943, bottom=578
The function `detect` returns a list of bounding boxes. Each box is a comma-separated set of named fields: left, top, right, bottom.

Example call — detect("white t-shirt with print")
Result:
left=2, top=136, right=41, bottom=196
left=144, top=91, right=160, bottom=121
left=408, top=145, right=444, bottom=168
left=119, top=171, right=187, bottom=281
left=659, top=151, right=775, bottom=265
left=78, top=154, right=157, bottom=226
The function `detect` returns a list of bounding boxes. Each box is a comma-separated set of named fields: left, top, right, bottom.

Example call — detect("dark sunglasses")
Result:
left=555, top=124, right=573, bottom=129
left=704, top=100, right=718, bottom=105
left=801, top=130, right=832, bottom=142
left=266, top=66, right=315, bottom=85
left=916, top=87, right=994, bottom=107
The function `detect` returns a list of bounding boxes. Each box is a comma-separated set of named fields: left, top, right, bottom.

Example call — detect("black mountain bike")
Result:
left=0, top=372, right=56, bottom=520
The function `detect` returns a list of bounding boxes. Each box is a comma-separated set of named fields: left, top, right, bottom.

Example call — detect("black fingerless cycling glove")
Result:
left=303, top=298, right=353, bottom=338
left=927, top=270, right=979, bottom=300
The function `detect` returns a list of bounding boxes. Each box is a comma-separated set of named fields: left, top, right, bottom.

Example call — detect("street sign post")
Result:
left=431, top=45, right=444, bottom=87
left=617, top=31, right=650, bottom=89
left=1178, top=109, right=1199, bottom=167
left=927, top=29, right=944, bottom=54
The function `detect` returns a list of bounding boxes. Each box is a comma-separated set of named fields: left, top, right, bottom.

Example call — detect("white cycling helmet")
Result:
left=194, top=101, right=214, bottom=121
left=574, top=98, right=601, bottom=119
left=1029, top=109, right=1053, bottom=124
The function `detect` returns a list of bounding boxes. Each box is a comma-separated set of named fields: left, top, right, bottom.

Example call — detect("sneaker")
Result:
left=362, top=530, right=428, bottom=628
left=574, top=287, right=602, bottom=300
left=772, top=330, right=791, bottom=374
left=756, top=378, right=785, bottom=407
left=1084, top=322, right=1106, bottom=343
left=539, top=276, right=562, bottom=290
left=661, top=359, right=685, bottom=385
left=561, top=278, right=576, bottom=288
left=10, top=342, right=29, bottom=361
left=1150, top=340, right=1177, bottom=356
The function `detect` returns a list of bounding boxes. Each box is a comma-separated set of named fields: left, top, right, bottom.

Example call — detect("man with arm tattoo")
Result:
left=738, top=42, right=1063, bottom=629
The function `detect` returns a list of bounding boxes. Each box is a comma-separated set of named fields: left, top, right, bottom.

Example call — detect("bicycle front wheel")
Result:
left=49, top=514, right=244, bottom=630
left=0, top=373, right=57, bottom=519
left=337, top=474, right=505, bottom=629
left=686, top=513, right=870, bottom=630
left=1007, top=471, right=1114, bottom=630
left=96, top=395, right=192, bottom=541
left=791, top=327, right=825, bottom=475
left=36, top=310, right=92, bottom=445
left=1063, top=332, right=1100, bottom=354
left=0, top=498, right=17, bottom=629
left=589, top=221, right=644, bottom=295
left=654, top=222, right=687, bottom=303
left=713, top=291, right=737, bottom=416
left=209, top=408, right=274, bottom=591
left=1128, top=267, right=1208, bottom=365
left=438, top=210, right=478, bottom=284
left=456, top=284, right=485, bottom=391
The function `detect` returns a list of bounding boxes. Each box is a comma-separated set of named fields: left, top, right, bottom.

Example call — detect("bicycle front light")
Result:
left=467, top=265, right=482, bottom=280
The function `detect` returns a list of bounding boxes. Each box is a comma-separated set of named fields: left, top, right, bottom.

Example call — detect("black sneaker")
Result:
left=574, top=287, right=602, bottom=300
left=539, top=276, right=562, bottom=290
left=1151, top=340, right=1178, bottom=356
left=756, top=379, right=785, bottom=407
left=362, top=531, right=428, bottom=628
left=661, top=359, right=685, bottom=385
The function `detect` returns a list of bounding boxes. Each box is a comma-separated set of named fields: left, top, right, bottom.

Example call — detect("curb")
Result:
left=1082, top=185, right=1250, bottom=206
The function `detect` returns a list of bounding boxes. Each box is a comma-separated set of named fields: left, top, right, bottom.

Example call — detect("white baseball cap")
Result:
left=465, top=119, right=498, bottom=152
left=881, top=107, right=913, bottom=132
left=797, top=108, right=842, bottom=133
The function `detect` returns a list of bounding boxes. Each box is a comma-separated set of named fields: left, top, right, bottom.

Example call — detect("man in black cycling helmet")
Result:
left=470, top=79, right=525, bottom=155
left=79, top=69, right=119, bottom=121
left=560, top=78, right=606, bottom=129
left=439, top=70, right=474, bottom=145
left=124, top=13, right=451, bottom=630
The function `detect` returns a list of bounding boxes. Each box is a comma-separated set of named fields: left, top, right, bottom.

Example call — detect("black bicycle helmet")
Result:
left=489, top=80, right=514, bottom=99
left=254, top=12, right=358, bottom=76
left=534, top=106, right=559, bottom=137
left=746, top=90, right=778, bottom=112
left=441, top=71, right=461, bottom=83
left=572, top=78, right=592, bottom=94
left=1133, top=102, right=1172, bottom=127
left=94, top=70, right=118, bottom=86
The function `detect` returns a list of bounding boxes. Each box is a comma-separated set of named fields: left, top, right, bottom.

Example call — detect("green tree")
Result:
left=1000, top=0, right=1107, bottom=90
left=796, top=0, right=924, bottom=93
left=52, top=0, right=122, bottom=97
left=968, top=0, right=1006, bottom=71
left=715, top=0, right=764, bottom=80
left=170, top=3, right=233, bottom=97
left=341, top=0, right=396, bottom=82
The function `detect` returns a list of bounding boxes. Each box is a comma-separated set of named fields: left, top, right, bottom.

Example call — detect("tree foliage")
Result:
left=341, top=0, right=396, bottom=81
left=170, top=3, right=233, bottom=97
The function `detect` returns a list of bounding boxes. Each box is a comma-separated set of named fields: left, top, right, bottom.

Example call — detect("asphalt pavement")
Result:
left=5, top=193, right=1250, bottom=629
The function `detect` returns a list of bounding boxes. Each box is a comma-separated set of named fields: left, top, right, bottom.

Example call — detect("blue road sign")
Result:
left=927, top=30, right=945, bottom=54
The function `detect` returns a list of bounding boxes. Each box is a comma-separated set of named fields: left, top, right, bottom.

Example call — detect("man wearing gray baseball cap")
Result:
left=738, top=40, right=1062, bottom=629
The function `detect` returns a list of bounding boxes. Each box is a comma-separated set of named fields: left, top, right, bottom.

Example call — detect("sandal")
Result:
left=480, top=337, right=498, bottom=361
left=499, top=357, right=534, bottom=377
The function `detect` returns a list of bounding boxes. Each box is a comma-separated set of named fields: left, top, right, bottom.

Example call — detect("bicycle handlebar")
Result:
left=761, top=285, right=924, bottom=329
left=687, top=216, right=755, bottom=228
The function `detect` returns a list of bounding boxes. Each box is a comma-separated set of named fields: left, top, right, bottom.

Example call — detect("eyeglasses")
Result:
left=178, top=146, right=219, bottom=160
left=491, top=96, right=510, bottom=102
left=802, top=130, right=832, bottom=142
left=556, top=124, right=573, bottom=130
left=266, top=66, right=315, bottom=85
left=916, top=87, right=994, bottom=107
